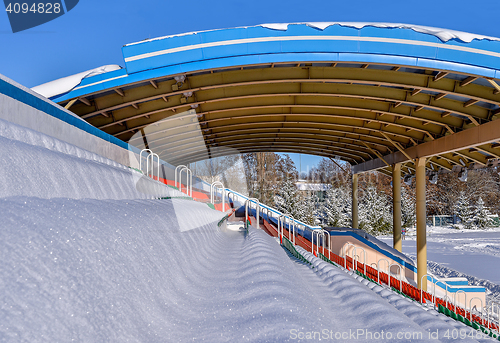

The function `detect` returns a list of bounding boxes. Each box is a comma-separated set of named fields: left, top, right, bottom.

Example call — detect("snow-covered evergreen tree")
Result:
left=359, top=186, right=392, bottom=235
left=473, top=197, right=493, bottom=229
left=401, top=186, right=416, bottom=228
left=274, top=173, right=299, bottom=217
left=323, top=186, right=351, bottom=227
left=454, top=191, right=474, bottom=229
left=298, top=191, right=319, bottom=226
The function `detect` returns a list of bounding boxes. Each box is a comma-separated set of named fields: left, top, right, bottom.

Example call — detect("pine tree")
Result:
left=298, top=191, right=318, bottom=226
left=401, top=186, right=416, bottom=228
left=359, top=186, right=392, bottom=235
left=454, top=191, right=474, bottom=229
left=273, top=155, right=302, bottom=219
left=473, top=197, right=493, bottom=229
left=323, top=186, right=351, bottom=227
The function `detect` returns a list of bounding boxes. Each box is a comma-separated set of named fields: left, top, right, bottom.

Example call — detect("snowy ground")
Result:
left=1, top=117, right=499, bottom=341
left=2, top=196, right=498, bottom=342
left=379, top=226, right=500, bottom=300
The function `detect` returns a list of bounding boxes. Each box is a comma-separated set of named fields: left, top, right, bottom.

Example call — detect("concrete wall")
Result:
left=329, top=235, right=417, bottom=283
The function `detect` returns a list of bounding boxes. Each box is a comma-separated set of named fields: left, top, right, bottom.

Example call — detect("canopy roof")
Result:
left=40, top=23, right=500, bottom=175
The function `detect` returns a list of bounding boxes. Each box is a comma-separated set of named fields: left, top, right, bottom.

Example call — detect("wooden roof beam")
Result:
left=434, top=93, right=447, bottom=101
left=411, top=89, right=422, bottom=96
left=434, top=72, right=449, bottom=82
left=114, top=88, right=125, bottom=97
left=354, top=115, right=500, bottom=173
left=464, top=99, right=479, bottom=108
left=380, top=131, right=414, bottom=162
left=78, top=97, right=91, bottom=106
left=460, top=76, right=478, bottom=87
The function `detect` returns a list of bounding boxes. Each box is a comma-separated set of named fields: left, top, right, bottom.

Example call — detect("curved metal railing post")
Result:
left=388, top=263, right=402, bottom=292
left=343, top=243, right=356, bottom=270
left=377, top=258, right=390, bottom=285
left=245, top=198, right=259, bottom=230
left=420, top=274, right=437, bottom=307
left=287, top=214, right=296, bottom=245
left=489, top=300, right=500, bottom=333
left=277, top=213, right=283, bottom=242
left=151, top=153, right=160, bottom=180
left=312, top=229, right=322, bottom=255
left=354, top=247, right=367, bottom=276
left=453, top=290, right=466, bottom=313
left=279, top=214, right=288, bottom=243
left=321, top=229, right=331, bottom=260
left=175, top=165, right=187, bottom=190
left=442, top=282, right=450, bottom=309
left=180, top=166, right=189, bottom=195
left=211, top=181, right=225, bottom=210
left=469, top=297, right=484, bottom=322
left=140, top=149, right=152, bottom=174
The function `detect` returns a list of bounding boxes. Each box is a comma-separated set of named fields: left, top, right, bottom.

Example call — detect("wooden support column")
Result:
left=392, top=163, right=402, bottom=252
left=352, top=174, right=359, bottom=229
left=416, top=157, right=427, bottom=291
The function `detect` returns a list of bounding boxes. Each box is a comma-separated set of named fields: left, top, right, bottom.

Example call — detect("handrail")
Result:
left=139, top=149, right=152, bottom=174
left=469, top=297, right=484, bottom=323
left=312, top=229, right=322, bottom=255
left=354, top=247, right=367, bottom=276
left=490, top=300, right=500, bottom=333
left=388, top=263, right=402, bottom=292
left=420, top=274, right=437, bottom=307
left=322, top=229, right=331, bottom=260
left=150, top=152, right=160, bottom=180
left=288, top=214, right=296, bottom=245
left=343, top=243, right=356, bottom=270
left=245, top=198, right=260, bottom=230
left=278, top=214, right=286, bottom=243
left=179, top=166, right=192, bottom=196
left=210, top=181, right=225, bottom=210
left=225, top=188, right=318, bottom=234
left=175, top=165, right=187, bottom=190
left=453, top=289, right=466, bottom=312
left=139, top=149, right=160, bottom=180
left=443, top=282, right=451, bottom=309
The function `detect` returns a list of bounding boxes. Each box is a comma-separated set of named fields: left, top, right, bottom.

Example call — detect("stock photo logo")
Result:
left=3, top=0, right=79, bottom=32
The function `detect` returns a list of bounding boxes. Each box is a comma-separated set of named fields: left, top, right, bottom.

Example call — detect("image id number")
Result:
left=5, top=3, right=61, bottom=14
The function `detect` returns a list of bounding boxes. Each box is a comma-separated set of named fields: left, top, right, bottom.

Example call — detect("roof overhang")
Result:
left=36, top=23, right=500, bottom=175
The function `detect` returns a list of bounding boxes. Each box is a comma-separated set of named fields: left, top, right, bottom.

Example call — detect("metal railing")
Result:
left=175, top=165, right=192, bottom=196
left=245, top=198, right=260, bottom=230
left=312, top=229, right=322, bottom=255
left=140, top=149, right=160, bottom=180
left=210, top=181, right=225, bottom=210
left=354, top=247, right=367, bottom=276
left=388, top=262, right=402, bottom=292
left=420, top=274, right=437, bottom=306
left=377, top=258, right=390, bottom=285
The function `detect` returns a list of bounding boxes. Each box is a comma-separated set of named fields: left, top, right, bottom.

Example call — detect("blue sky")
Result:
left=1, top=0, right=500, bottom=171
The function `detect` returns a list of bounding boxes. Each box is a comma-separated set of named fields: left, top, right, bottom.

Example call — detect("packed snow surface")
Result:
left=0, top=117, right=498, bottom=341
left=2, top=196, right=496, bottom=342
left=0, top=117, right=182, bottom=200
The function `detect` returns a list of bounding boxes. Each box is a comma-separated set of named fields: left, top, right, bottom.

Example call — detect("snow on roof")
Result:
left=295, top=182, right=331, bottom=191
left=31, top=65, right=122, bottom=99
left=125, top=22, right=500, bottom=46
